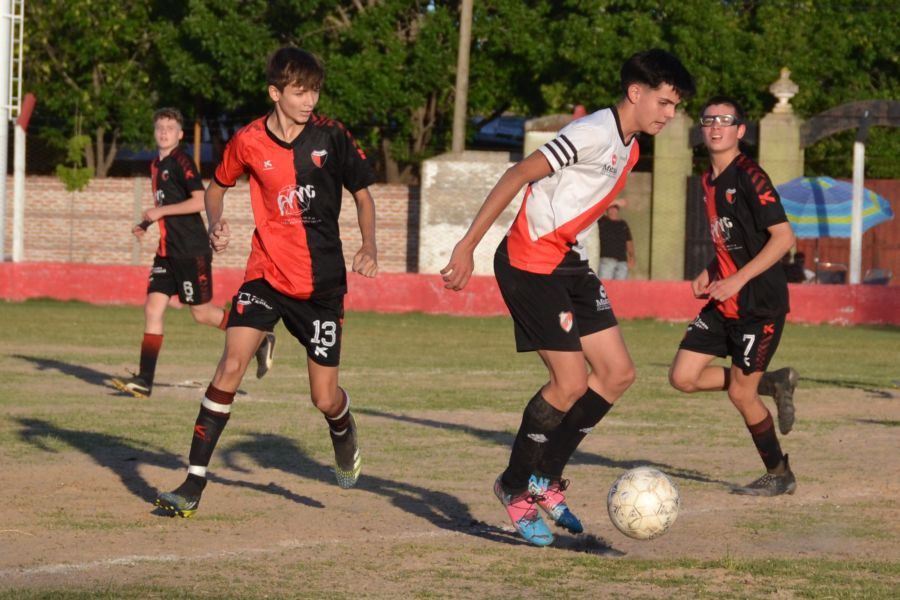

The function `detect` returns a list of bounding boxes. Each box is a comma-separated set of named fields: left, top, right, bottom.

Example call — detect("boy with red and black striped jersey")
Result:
left=156, top=47, right=377, bottom=517
left=442, top=49, right=695, bottom=546
left=112, top=107, right=275, bottom=399
left=668, top=96, right=799, bottom=497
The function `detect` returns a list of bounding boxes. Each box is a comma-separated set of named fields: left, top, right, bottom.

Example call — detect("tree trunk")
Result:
left=91, top=125, right=119, bottom=177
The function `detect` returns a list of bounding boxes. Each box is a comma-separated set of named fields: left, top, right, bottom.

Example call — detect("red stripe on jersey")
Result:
left=703, top=173, right=739, bottom=319
left=736, top=155, right=775, bottom=199
left=240, top=143, right=316, bottom=298
left=506, top=143, right=638, bottom=274
left=150, top=160, right=168, bottom=258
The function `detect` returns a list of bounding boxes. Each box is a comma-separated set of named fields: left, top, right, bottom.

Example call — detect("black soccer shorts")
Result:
left=147, top=253, right=213, bottom=305
left=494, top=255, right=618, bottom=352
left=226, top=278, right=344, bottom=367
left=679, top=303, right=786, bottom=375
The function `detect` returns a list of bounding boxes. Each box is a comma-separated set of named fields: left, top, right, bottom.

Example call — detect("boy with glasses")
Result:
left=668, top=96, right=799, bottom=496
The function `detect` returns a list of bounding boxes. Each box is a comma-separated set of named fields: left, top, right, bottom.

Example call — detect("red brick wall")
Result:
left=0, top=176, right=418, bottom=272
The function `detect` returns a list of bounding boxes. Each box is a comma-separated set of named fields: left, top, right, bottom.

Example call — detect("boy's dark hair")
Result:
left=266, top=47, right=325, bottom=91
left=700, top=95, right=746, bottom=123
left=620, top=48, right=696, bottom=100
left=153, top=107, right=184, bottom=127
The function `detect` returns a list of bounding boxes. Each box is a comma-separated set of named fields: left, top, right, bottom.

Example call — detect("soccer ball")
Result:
left=607, top=467, right=680, bottom=540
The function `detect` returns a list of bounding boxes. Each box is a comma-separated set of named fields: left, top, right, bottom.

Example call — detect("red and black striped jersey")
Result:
left=702, top=153, right=790, bottom=318
left=152, top=148, right=207, bottom=257
left=499, top=107, right=639, bottom=275
left=214, top=113, right=375, bottom=299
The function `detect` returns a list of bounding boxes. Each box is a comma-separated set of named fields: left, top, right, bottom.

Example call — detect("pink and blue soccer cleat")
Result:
left=530, top=475, right=584, bottom=534
left=494, top=476, right=555, bottom=546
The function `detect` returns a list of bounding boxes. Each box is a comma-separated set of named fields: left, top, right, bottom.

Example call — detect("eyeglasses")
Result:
left=699, top=114, right=741, bottom=127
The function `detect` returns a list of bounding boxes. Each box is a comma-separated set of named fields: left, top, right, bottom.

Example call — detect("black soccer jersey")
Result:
left=214, top=113, right=376, bottom=299
left=151, top=147, right=208, bottom=258
left=701, top=153, right=790, bottom=318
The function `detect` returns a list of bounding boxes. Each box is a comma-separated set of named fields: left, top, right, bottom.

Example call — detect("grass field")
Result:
left=1, top=299, right=898, bottom=598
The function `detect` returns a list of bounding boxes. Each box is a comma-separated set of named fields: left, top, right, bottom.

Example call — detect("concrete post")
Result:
left=650, top=109, right=692, bottom=280
left=759, top=68, right=804, bottom=186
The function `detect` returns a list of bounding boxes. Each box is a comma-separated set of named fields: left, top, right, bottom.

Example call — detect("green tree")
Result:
left=26, top=0, right=156, bottom=177
left=151, top=0, right=279, bottom=146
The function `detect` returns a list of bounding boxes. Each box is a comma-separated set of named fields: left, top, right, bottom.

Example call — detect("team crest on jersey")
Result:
left=161, top=169, right=170, bottom=181
left=311, top=149, right=328, bottom=168
left=235, top=292, right=272, bottom=315
left=559, top=311, right=574, bottom=333
left=725, top=188, right=736, bottom=204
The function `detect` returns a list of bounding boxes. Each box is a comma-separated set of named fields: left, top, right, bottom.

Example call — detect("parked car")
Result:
left=471, top=114, right=526, bottom=150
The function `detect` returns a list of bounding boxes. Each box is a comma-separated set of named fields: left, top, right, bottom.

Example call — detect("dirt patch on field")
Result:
left=1, top=379, right=898, bottom=596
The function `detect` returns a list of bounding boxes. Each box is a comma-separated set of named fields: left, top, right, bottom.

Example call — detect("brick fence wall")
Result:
left=0, top=176, right=419, bottom=272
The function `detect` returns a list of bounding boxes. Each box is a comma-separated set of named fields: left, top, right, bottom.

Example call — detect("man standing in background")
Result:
left=597, top=201, right=634, bottom=280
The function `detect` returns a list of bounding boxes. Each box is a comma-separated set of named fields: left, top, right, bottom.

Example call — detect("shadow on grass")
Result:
left=219, top=433, right=555, bottom=550
left=14, top=418, right=321, bottom=513
left=14, top=354, right=111, bottom=387
left=800, top=376, right=895, bottom=398
left=12, top=354, right=244, bottom=397
left=856, top=418, right=900, bottom=427
left=13, top=417, right=622, bottom=553
left=358, top=408, right=732, bottom=488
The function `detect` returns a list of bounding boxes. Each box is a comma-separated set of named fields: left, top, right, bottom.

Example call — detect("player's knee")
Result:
left=560, top=381, right=589, bottom=407
left=218, top=354, right=249, bottom=380
left=726, top=385, right=757, bottom=409
left=668, top=367, right=697, bottom=393
left=615, top=364, right=637, bottom=392
left=310, top=391, right=341, bottom=414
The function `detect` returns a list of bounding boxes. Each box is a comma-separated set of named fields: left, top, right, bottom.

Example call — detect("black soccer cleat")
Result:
left=255, top=332, right=276, bottom=379
left=330, top=413, right=361, bottom=489
left=758, top=367, right=798, bottom=435
left=155, top=475, right=207, bottom=518
left=731, top=455, right=797, bottom=497
left=111, top=375, right=152, bottom=398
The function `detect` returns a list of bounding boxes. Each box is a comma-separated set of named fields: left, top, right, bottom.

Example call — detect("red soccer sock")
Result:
left=138, top=333, right=164, bottom=384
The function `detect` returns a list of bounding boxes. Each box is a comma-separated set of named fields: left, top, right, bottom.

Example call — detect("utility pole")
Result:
left=451, top=0, right=473, bottom=154
left=849, top=111, right=870, bottom=285
left=0, top=0, right=11, bottom=260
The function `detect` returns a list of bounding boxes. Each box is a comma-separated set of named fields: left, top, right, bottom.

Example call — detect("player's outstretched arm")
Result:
left=205, top=181, right=231, bottom=253
left=441, top=151, right=552, bottom=291
left=351, top=187, right=378, bottom=278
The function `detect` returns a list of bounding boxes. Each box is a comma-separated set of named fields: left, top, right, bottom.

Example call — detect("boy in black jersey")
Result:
left=669, top=96, right=799, bottom=496
left=112, top=108, right=274, bottom=398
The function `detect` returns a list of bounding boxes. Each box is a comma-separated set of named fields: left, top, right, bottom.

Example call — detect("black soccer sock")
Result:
left=174, top=473, right=208, bottom=497
left=325, top=388, right=351, bottom=434
left=138, top=333, right=163, bottom=384
left=538, top=387, right=613, bottom=480
left=500, top=392, right=567, bottom=493
left=187, top=384, right=234, bottom=477
left=747, top=411, right=784, bottom=471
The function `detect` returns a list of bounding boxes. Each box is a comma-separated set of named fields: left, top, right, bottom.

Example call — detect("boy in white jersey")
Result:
left=442, top=48, right=695, bottom=546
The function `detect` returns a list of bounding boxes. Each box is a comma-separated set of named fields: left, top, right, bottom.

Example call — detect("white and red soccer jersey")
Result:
left=214, top=114, right=375, bottom=299
left=502, top=107, right=639, bottom=274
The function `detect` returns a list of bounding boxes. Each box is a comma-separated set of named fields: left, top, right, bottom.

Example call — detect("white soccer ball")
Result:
left=607, top=467, right=680, bottom=540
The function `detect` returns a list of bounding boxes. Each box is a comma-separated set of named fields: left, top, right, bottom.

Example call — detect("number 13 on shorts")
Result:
left=311, top=319, right=337, bottom=358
